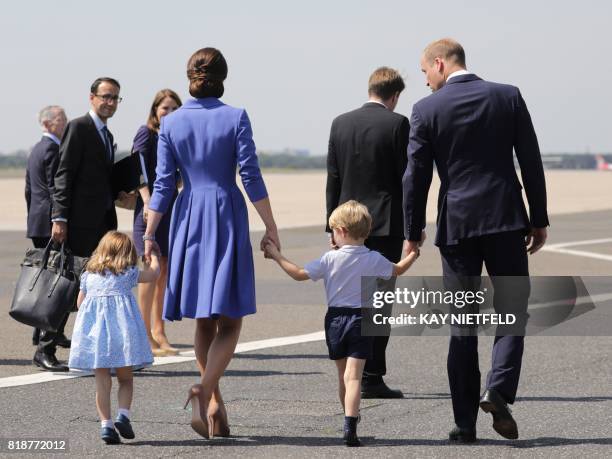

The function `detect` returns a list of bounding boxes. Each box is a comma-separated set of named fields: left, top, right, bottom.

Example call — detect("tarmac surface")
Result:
left=0, top=210, right=611, bottom=457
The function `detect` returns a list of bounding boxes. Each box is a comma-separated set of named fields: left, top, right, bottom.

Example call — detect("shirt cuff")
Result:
left=138, top=153, right=149, bottom=184
left=52, top=218, right=68, bottom=223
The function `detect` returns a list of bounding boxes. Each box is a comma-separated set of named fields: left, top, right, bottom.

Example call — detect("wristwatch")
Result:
left=142, top=234, right=156, bottom=242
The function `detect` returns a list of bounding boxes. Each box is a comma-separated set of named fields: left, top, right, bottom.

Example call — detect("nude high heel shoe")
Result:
left=183, top=384, right=210, bottom=439
left=208, top=404, right=230, bottom=437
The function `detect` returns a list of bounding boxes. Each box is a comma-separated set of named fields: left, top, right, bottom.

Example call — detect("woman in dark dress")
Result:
left=132, top=89, right=182, bottom=356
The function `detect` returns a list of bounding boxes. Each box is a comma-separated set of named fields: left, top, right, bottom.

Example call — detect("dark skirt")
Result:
left=133, top=196, right=175, bottom=257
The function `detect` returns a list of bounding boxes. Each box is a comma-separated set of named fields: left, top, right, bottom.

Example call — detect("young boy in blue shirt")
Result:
left=264, top=200, right=419, bottom=446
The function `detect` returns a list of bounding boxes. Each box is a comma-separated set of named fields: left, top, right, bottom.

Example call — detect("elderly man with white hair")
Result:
left=26, top=105, right=71, bottom=372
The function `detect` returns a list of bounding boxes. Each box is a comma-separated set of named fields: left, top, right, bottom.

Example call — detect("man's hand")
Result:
left=403, top=231, right=426, bottom=257
left=526, top=227, right=547, bottom=254
left=329, top=233, right=338, bottom=250
left=51, top=221, right=67, bottom=243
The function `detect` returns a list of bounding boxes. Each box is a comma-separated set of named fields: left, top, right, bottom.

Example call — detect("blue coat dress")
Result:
left=148, top=98, right=268, bottom=320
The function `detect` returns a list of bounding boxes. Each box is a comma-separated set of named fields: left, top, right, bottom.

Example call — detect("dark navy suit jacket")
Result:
left=402, top=74, right=549, bottom=246
left=25, top=136, right=59, bottom=238
left=52, top=114, right=117, bottom=256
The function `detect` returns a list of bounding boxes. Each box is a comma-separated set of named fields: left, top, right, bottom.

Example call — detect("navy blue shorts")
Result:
left=324, top=307, right=373, bottom=360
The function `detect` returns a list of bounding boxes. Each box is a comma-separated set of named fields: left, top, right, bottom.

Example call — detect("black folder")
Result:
left=111, top=154, right=146, bottom=198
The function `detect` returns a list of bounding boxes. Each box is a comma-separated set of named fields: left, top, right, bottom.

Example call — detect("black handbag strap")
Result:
left=29, top=241, right=69, bottom=295
left=47, top=244, right=67, bottom=297
left=28, top=240, right=55, bottom=291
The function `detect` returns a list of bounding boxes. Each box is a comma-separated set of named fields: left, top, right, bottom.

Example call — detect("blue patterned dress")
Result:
left=68, top=267, right=154, bottom=370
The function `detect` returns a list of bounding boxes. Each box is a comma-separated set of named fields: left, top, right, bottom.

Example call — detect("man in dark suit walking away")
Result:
left=403, top=38, right=549, bottom=442
left=327, top=67, right=409, bottom=399
left=26, top=105, right=71, bottom=371
left=51, top=77, right=121, bottom=257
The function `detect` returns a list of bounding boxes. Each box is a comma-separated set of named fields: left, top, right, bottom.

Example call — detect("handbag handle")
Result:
left=28, top=240, right=56, bottom=291
left=47, top=243, right=68, bottom=298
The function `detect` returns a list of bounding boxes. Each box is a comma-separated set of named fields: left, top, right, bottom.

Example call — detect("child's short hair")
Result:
left=86, top=231, right=138, bottom=275
left=328, top=200, right=372, bottom=239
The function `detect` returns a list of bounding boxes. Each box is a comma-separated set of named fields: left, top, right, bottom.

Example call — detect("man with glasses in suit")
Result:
left=52, top=77, right=121, bottom=273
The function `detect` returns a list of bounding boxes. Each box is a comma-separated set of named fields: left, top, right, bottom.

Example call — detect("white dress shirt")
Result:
left=446, top=69, right=471, bottom=82
left=366, top=99, right=387, bottom=108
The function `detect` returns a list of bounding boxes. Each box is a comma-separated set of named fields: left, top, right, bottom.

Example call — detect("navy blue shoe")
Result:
left=114, top=414, right=135, bottom=439
left=101, top=427, right=121, bottom=444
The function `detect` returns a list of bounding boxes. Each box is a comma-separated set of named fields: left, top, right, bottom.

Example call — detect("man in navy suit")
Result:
left=402, top=39, right=548, bottom=442
left=26, top=105, right=71, bottom=371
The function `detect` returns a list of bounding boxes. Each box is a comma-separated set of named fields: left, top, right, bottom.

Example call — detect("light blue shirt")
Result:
left=42, top=132, right=60, bottom=145
left=88, top=109, right=107, bottom=142
left=304, top=245, right=393, bottom=308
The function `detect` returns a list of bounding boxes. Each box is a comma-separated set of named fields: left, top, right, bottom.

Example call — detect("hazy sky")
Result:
left=2, top=0, right=610, bottom=155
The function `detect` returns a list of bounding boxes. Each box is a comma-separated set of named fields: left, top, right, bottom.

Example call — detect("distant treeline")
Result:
left=1, top=152, right=610, bottom=170
left=257, top=153, right=326, bottom=169
left=0, top=153, right=28, bottom=168
left=0, top=151, right=328, bottom=170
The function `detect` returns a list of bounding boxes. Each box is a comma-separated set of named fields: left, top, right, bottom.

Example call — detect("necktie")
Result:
left=100, top=125, right=113, bottom=163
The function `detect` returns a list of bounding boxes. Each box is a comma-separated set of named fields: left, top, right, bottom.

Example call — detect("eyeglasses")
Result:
left=94, top=94, right=123, bottom=104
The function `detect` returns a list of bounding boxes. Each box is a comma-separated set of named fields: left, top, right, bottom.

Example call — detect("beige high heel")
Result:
left=208, top=404, right=230, bottom=437
left=152, top=333, right=180, bottom=355
left=183, top=384, right=210, bottom=439
left=152, top=347, right=169, bottom=357
left=159, top=346, right=180, bottom=356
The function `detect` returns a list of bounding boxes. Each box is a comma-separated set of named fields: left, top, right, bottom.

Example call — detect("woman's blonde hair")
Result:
left=328, top=200, right=372, bottom=239
left=86, top=231, right=138, bottom=275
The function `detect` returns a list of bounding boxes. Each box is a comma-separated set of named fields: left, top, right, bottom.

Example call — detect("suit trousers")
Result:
left=440, top=230, right=529, bottom=429
left=362, top=236, right=403, bottom=384
left=31, top=237, right=69, bottom=356
left=67, top=209, right=117, bottom=257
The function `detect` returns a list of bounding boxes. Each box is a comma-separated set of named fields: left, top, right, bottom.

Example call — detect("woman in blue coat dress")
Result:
left=144, top=47, right=280, bottom=439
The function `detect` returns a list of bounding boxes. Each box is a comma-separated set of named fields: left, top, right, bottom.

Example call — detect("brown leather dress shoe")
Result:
left=480, top=388, right=518, bottom=439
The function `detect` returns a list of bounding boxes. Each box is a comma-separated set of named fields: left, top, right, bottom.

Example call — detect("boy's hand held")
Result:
left=264, top=241, right=279, bottom=259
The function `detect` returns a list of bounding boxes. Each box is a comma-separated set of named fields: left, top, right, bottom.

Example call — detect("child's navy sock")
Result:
left=344, top=416, right=358, bottom=433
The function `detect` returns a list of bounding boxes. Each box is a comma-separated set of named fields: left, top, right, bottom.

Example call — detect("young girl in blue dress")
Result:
left=68, top=231, right=159, bottom=444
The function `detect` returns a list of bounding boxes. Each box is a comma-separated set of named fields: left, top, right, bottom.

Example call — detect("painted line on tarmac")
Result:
left=0, top=331, right=325, bottom=389
left=3, top=236, right=610, bottom=389
left=542, top=238, right=612, bottom=262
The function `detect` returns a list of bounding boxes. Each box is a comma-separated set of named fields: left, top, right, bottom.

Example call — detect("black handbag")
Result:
left=9, top=241, right=87, bottom=332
